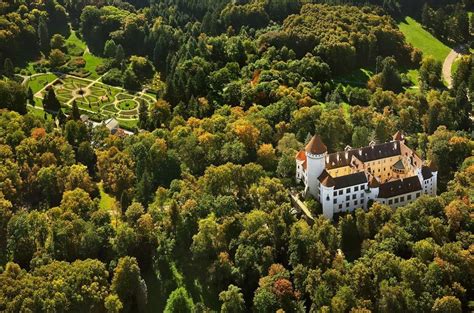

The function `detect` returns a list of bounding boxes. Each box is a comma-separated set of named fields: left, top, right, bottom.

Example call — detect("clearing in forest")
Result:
left=26, top=73, right=155, bottom=126
left=398, top=17, right=451, bottom=62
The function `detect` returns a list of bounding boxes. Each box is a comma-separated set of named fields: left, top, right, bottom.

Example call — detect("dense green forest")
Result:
left=0, top=0, right=473, bottom=312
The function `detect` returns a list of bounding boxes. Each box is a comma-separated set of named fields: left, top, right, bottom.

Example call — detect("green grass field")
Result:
left=27, top=73, right=57, bottom=93
left=82, top=52, right=106, bottom=79
left=398, top=17, right=451, bottom=62
left=65, top=31, right=86, bottom=56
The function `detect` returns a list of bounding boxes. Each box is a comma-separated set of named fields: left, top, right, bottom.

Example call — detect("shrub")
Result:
left=69, top=58, right=86, bottom=69
left=102, top=68, right=123, bottom=86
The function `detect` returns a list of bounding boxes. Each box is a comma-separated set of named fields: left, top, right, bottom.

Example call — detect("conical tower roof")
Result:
left=305, top=135, right=327, bottom=155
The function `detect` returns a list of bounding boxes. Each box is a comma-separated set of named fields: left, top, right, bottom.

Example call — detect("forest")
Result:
left=0, top=0, right=473, bottom=312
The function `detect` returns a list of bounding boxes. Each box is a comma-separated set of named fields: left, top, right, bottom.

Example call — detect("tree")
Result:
left=164, top=287, right=194, bottom=313
left=138, top=100, right=148, bottom=129
left=219, top=285, right=246, bottom=313
left=419, top=57, right=442, bottom=90
left=105, top=294, right=124, bottom=313
left=27, top=87, right=34, bottom=105
left=71, top=100, right=80, bottom=120
left=256, top=144, right=277, bottom=171
left=123, top=68, right=141, bottom=91
left=0, top=80, right=27, bottom=114
left=352, top=126, right=371, bottom=148
left=49, top=49, right=67, bottom=68
left=115, top=44, right=125, bottom=65
left=3, top=58, right=14, bottom=77
left=432, top=296, right=462, bottom=313
left=104, top=39, right=118, bottom=58
left=43, top=88, right=61, bottom=112
left=368, top=57, right=402, bottom=92
left=38, top=16, right=50, bottom=53
left=50, top=34, right=65, bottom=50
left=111, top=256, right=148, bottom=312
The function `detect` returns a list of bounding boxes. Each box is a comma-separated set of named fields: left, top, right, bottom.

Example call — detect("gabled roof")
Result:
left=393, top=131, right=404, bottom=141
left=368, top=176, right=380, bottom=188
left=392, top=159, right=405, bottom=171
left=378, top=176, right=421, bottom=198
left=305, top=135, right=327, bottom=155
left=318, top=170, right=367, bottom=189
left=333, top=172, right=367, bottom=189
left=318, top=170, right=335, bottom=187
left=326, top=141, right=401, bottom=170
left=104, top=117, right=119, bottom=131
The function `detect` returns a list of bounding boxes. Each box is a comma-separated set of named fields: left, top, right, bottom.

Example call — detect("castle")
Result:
left=295, top=132, right=437, bottom=220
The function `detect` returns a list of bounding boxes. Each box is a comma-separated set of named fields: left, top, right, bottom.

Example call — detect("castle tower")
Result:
left=305, top=135, right=327, bottom=198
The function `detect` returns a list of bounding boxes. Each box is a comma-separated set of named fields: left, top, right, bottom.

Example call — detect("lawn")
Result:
left=27, top=73, right=58, bottom=93
left=98, top=182, right=121, bottom=228
left=117, top=99, right=139, bottom=111
left=398, top=17, right=451, bottom=62
left=334, top=68, right=373, bottom=87
left=65, top=31, right=86, bottom=56
left=83, top=52, right=106, bottom=79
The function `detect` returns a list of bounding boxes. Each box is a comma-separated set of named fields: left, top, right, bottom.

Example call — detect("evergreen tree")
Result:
left=455, top=83, right=471, bottom=132
left=104, top=39, right=117, bottom=58
left=3, top=58, right=14, bottom=77
left=123, top=68, right=140, bottom=91
left=115, top=44, right=125, bottom=65
left=453, top=5, right=469, bottom=44
left=71, top=100, right=80, bottom=120
left=138, top=100, right=148, bottom=130
left=38, top=16, right=50, bottom=53
left=27, top=87, right=34, bottom=106
left=43, top=88, right=61, bottom=112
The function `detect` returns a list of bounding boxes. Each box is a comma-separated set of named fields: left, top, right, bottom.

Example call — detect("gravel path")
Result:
left=442, top=48, right=461, bottom=88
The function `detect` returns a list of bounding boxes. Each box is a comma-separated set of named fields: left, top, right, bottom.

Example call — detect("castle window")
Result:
left=346, top=188, right=350, bottom=193
left=333, top=191, right=337, bottom=197
left=389, top=199, right=393, bottom=205
left=361, top=199, right=364, bottom=204
left=352, top=194, right=356, bottom=200
left=346, top=203, right=350, bottom=208
left=394, top=198, right=399, bottom=204
left=354, top=200, right=358, bottom=206
left=339, top=204, right=342, bottom=210
left=361, top=193, right=364, bottom=198
left=339, top=190, right=343, bottom=195
left=346, top=196, right=350, bottom=201
left=354, top=186, right=359, bottom=191
left=333, top=199, right=337, bottom=204
left=400, top=196, right=405, bottom=202
left=407, top=195, right=412, bottom=200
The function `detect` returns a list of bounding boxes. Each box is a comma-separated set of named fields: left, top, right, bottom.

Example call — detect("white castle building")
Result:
left=295, top=132, right=437, bottom=220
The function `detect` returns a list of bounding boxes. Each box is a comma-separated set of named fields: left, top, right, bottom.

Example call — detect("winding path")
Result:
left=442, top=49, right=460, bottom=88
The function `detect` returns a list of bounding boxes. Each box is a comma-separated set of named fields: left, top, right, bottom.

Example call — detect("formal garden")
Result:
left=26, top=73, right=155, bottom=124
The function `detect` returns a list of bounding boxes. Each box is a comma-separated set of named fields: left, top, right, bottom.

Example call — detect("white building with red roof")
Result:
left=296, top=132, right=437, bottom=220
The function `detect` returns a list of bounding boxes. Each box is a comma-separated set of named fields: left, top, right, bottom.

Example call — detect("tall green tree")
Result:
left=164, top=287, right=194, bottom=313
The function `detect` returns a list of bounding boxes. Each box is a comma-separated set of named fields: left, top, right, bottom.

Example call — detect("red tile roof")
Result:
left=295, top=150, right=306, bottom=161
left=305, top=135, right=327, bottom=155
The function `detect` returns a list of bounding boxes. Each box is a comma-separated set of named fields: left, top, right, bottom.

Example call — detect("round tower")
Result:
left=305, top=135, right=327, bottom=198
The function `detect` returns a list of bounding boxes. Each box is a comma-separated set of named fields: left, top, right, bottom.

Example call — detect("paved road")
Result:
left=442, top=47, right=461, bottom=89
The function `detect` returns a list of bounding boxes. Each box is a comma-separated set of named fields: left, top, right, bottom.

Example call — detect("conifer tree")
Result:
left=38, top=16, right=50, bottom=53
